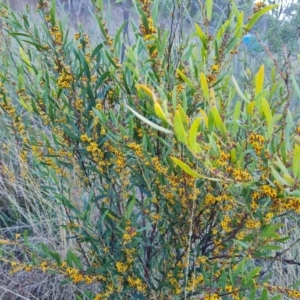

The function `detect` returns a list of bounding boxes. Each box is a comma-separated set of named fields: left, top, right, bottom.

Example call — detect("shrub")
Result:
left=1, top=0, right=300, bottom=299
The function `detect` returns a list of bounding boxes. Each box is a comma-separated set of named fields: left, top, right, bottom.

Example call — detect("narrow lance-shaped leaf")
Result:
left=233, top=101, right=241, bottom=134
left=261, top=97, right=273, bottom=137
left=271, top=166, right=289, bottom=186
left=135, top=84, right=153, bottom=98
left=177, top=104, right=188, bottom=127
left=274, top=156, right=290, bottom=175
left=171, top=156, right=221, bottom=181
left=293, top=144, right=300, bottom=180
left=200, top=72, right=209, bottom=101
left=232, top=76, right=248, bottom=102
left=206, top=0, right=213, bottom=21
left=194, top=24, right=208, bottom=49
left=174, top=109, right=187, bottom=144
left=255, top=64, right=264, bottom=97
left=154, top=101, right=170, bottom=125
left=245, top=5, right=278, bottom=31
left=211, top=106, right=226, bottom=136
left=126, top=105, right=173, bottom=134
left=246, top=101, right=255, bottom=116
left=188, top=118, right=201, bottom=153
left=176, top=69, right=196, bottom=90
left=291, top=74, right=300, bottom=100
left=199, top=109, right=208, bottom=128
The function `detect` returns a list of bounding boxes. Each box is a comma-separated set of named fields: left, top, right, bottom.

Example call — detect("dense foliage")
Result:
left=1, top=0, right=300, bottom=299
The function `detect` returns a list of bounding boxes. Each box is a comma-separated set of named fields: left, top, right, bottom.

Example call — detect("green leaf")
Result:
left=245, top=267, right=261, bottom=283
left=274, top=156, right=290, bottom=177
left=255, top=65, right=264, bottom=97
left=216, top=20, right=229, bottom=40
left=261, top=223, right=284, bottom=239
left=232, top=258, right=247, bottom=282
left=67, top=250, right=82, bottom=269
left=293, top=145, right=300, bottom=180
left=232, top=101, right=241, bottom=134
left=91, top=43, right=103, bottom=59
left=124, top=62, right=139, bottom=79
left=261, top=97, right=273, bottom=137
left=41, top=244, right=61, bottom=266
left=154, top=101, right=170, bottom=125
left=171, top=156, right=220, bottom=181
left=258, top=245, right=282, bottom=251
left=245, top=5, right=278, bottom=31
left=211, top=106, right=226, bottom=136
left=206, top=0, right=213, bottom=21
left=200, top=73, right=209, bottom=101
left=125, top=197, right=136, bottom=219
left=126, top=105, right=172, bottom=134
left=232, top=76, right=248, bottom=102
left=176, top=69, right=196, bottom=91
left=23, top=230, right=28, bottom=246
left=271, top=166, right=289, bottom=186
left=174, top=109, right=187, bottom=144
left=233, top=239, right=249, bottom=249
left=50, top=0, right=56, bottom=26
left=188, top=118, right=201, bottom=153
left=194, top=24, right=208, bottom=50
left=291, top=74, right=300, bottom=100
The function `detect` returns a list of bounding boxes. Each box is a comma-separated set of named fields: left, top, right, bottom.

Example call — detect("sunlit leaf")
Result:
left=200, top=73, right=209, bottom=101
left=261, top=97, right=273, bottom=137
left=255, top=65, right=264, bottom=97
left=174, top=110, right=187, bottom=144
left=211, top=107, right=226, bottom=136
left=188, top=117, right=201, bottom=152
left=171, top=156, right=221, bottom=181
left=126, top=105, right=173, bottom=134
left=293, top=145, right=300, bottom=180
left=206, top=0, right=213, bottom=21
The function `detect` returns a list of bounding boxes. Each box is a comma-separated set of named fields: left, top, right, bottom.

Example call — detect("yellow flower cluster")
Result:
left=211, top=64, right=220, bottom=72
left=127, top=276, right=146, bottom=292
left=245, top=218, right=261, bottom=229
left=151, top=157, right=168, bottom=174
left=81, top=134, right=92, bottom=143
left=50, top=25, right=62, bottom=45
left=186, top=274, right=204, bottom=291
left=86, top=141, right=99, bottom=153
left=236, top=230, right=246, bottom=240
left=176, top=83, right=185, bottom=93
left=196, top=255, right=207, bottom=266
left=261, top=185, right=277, bottom=199
left=74, top=32, right=80, bottom=40
left=167, top=273, right=181, bottom=295
left=57, top=71, right=73, bottom=89
left=116, top=261, right=128, bottom=273
left=123, top=225, right=137, bottom=244
left=128, top=142, right=143, bottom=158
left=249, top=132, right=265, bottom=155
left=232, top=168, right=252, bottom=182
left=204, top=293, right=221, bottom=300
left=254, top=2, right=266, bottom=13
left=139, top=0, right=152, bottom=12
left=220, top=215, right=232, bottom=233
left=287, top=289, right=300, bottom=298
left=272, top=197, right=300, bottom=214
left=66, top=267, right=84, bottom=283
left=206, top=74, right=217, bottom=85
left=74, top=99, right=84, bottom=111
